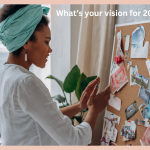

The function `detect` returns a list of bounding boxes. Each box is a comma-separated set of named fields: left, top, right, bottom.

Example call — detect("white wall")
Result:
left=115, top=4, right=150, bottom=24
left=50, top=5, right=71, bottom=104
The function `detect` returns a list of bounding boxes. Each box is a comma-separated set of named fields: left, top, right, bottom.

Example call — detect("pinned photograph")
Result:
left=104, top=110, right=120, bottom=131
left=121, top=121, right=136, bottom=141
left=135, top=73, right=148, bottom=89
left=110, top=63, right=128, bottom=94
left=130, top=65, right=138, bottom=86
left=131, top=26, right=149, bottom=58
left=124, top=121, right=136, bottom=140
left=124, top=125, right=136, bottom=140
left=116, top=30, right=124, bottom=57
left=139, top=102, right=147, bottom=120
left=108, top=94, right=121, bottom=111
left=138, top=87, right=150, bottom=103
left=125, top=100, right=138, bottom=120
left=101, top=110, right=120, bottom=144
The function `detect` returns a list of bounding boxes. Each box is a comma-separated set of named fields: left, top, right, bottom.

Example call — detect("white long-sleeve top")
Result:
left=0, top=64, right=92, bottom=145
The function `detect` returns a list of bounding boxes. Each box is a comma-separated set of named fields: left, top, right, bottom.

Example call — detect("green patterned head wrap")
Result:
left=0, top=4, right=50, bottom=53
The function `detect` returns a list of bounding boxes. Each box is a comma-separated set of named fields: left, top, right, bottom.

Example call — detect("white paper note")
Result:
left=125, top=35, right=130, bottom=51
left=146, top=59, right=150, bottom=75
left=108, top=94, right=121, bottom=111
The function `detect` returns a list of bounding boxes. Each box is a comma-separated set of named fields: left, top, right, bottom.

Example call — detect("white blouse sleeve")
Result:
left=17, top=75, right=92, bottom=145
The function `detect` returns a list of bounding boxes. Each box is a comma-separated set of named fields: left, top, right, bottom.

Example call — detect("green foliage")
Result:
left=52, top=95, right=66, bottom=103
left=46, top=75, right=64, bottom=91
left=75, top=73, right=87, bottom=101
left=63, top=65, right=80, bottom=93
left=46, top=65, right=97, bottom=125
left=81, top=76, right=97, bottom=92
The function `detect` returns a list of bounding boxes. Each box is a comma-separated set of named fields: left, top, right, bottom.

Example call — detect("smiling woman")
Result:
left=0, top=4, right=110, bottom=146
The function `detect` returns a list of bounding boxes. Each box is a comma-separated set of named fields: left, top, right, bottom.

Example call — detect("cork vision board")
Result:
left=105, top=20, right=150, bottom=146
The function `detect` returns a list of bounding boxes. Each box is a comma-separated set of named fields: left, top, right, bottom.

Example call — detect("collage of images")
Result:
left=101, top=26, right=150, bottom=146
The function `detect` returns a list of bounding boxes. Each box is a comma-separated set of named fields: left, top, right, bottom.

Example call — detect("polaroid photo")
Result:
left=139, top=102, right=147, bottom=121
left=138, top=87, right=150, bottom=103
left=135, top=73, right=148, bottom=89
left=108, top=94, right=121, bottom=111
left=110, top=63, right=128, bottom=94
left=130, top=65, right=138, bottom=86
left=125, top=100, right=138, bottom=120
left=135, top=119, right=149, bottom=127
left=131, top=26, right=149, bottom=58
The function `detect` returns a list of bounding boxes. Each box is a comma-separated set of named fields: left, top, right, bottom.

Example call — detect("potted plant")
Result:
left=46, top=65, right=97, bottom=125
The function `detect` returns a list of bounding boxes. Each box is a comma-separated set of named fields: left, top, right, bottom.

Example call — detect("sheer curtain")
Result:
left=76, top=4, right=116, bottom=145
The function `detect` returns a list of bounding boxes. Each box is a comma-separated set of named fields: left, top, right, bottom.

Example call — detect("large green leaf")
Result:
left=75, top=73, right=86, bottom=101
left=81, top=76, right=97, bottom=92
left=46, top=75, right=64, bottom=91
left=52, top=94, right=66, bottom=103
left=63, top=65, right=80, bottom=93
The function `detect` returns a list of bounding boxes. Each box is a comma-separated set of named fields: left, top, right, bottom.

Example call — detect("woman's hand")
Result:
left=87, top=85, right=110, bottom=114
left=79, top=77, right=100, bottom=111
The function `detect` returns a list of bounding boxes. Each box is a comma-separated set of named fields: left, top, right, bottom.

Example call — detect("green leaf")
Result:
left=63, top=65, right=80, bottom=93
left=75, top=73, right=87, bottom=101
left=59, top=105, right=65, bottom=109
left=74, top=115, right=82, bottom=124
left=81, top=76, right=97, bottom=92
left=46, top=75, right=64, bottom=91
left=52, top=94, right=66, bottom=103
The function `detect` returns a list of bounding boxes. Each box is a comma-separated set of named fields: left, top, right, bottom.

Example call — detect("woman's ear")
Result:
left=23, top=41, right=28, bottom=50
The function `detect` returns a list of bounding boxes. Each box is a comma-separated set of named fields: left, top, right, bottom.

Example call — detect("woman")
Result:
left=0, top=4, right=110, bottom=145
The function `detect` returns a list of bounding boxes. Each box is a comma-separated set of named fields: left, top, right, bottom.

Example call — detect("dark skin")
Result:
left=6, top=25, right=110, bottom=133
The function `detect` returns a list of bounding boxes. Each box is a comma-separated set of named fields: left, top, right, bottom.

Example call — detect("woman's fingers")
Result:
left=84, top=77, right=100, bottom=92
left=90, top=84, right=99, bottom=99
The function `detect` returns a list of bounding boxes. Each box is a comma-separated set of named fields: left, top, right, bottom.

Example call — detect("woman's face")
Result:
left=27, top=25, right=52, bottom=68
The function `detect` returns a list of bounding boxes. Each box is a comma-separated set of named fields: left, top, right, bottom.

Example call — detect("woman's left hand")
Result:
left=79, top=77, right=100, bottom=111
